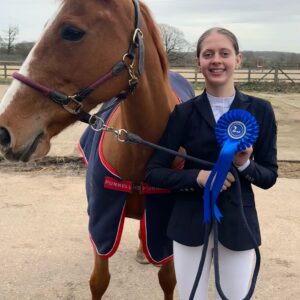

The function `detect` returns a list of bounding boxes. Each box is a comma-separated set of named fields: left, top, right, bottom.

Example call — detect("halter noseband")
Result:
left=12, top=0, right=144, bottom=125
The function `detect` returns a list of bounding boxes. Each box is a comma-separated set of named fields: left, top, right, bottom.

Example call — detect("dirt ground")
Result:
left=0, top=85, right=299, bottom=300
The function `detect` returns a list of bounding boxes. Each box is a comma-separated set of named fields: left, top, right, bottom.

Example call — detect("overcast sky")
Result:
left=1, top=0, right=299, bottom=53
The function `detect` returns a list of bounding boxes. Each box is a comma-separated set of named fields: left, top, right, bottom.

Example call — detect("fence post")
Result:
left=194, top=68, right=198, bottom=84
left=248, top=68, right=251, bottom=83
left=4, top=63, right=7, bottom=79
left=274, top=67, right=279, bottom=84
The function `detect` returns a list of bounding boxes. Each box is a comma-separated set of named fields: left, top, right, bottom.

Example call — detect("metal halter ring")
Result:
left=88, top=115, right=105, bottom=132
left=122, top=53, right=135, bottom=68
left=132, top=28, right=143, bottom=43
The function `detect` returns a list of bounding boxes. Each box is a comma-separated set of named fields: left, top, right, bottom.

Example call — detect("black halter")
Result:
left=12, top=0, right=144, bottom=126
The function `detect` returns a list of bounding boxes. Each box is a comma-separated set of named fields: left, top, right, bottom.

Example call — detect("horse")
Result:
left=0, top=1, right=195, bottom=299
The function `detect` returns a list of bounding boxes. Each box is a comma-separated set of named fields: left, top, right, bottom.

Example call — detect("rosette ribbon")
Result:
left=203, top=109, right=259, bottom=223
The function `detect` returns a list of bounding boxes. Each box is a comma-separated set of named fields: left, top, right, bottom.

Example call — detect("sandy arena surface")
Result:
left=0, top=84, right=299, bottom=299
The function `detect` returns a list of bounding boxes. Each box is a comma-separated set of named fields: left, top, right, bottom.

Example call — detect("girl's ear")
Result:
left=196, top=57, right=201, bottom=66
left=236, top=53, right=242, bottom=69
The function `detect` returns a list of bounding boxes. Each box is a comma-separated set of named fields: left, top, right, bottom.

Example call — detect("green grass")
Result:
left=0, top=78, right=12, bottom=85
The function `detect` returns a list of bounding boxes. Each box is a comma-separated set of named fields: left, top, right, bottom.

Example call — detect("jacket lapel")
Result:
left=193, top=89, right=251, bottom=129
left=230, top=89, right=251, bottom=110
left=193, top=91, right=216, bottom=129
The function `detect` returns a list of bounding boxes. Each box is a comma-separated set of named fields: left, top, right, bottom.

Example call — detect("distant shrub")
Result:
left=193, top=82, right=300, bottom=93
left=236, top=82, right=300, bottom=93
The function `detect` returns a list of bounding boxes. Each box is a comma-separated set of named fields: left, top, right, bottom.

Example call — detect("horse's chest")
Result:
left=125, top=193, right=144, bottom=219
left=102, top=133, right=151, bottom=180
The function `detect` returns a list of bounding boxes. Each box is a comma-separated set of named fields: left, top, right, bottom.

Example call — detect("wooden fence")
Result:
left=171, top=67, right=300, bottom=84
left=1, top=61, right=300, bottom=84
left=0, top=61, right=22, bottom=80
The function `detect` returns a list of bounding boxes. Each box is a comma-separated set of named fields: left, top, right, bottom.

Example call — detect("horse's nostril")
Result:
left=0, top=127, right=11, bottom=147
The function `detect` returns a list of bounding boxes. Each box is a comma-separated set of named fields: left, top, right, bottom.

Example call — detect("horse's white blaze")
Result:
left=0, top=4, right=62, bottom=116
left=0, top=49, right=34, bottom=116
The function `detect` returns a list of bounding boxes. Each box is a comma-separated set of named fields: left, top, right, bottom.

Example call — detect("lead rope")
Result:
left=95, top=123, right=260, bottom=300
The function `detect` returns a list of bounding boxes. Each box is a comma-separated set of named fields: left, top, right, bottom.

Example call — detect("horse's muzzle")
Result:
left=0, top=127, right=11, bottom=149
left=0, top=129, right=44, bottom=162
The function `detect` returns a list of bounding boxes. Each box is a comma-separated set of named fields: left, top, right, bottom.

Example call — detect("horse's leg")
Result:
left=135, top=228, right=149, bottom=264
left=89, top=248, right=111, bottom=300
left=158, top=260, right=176, bottom=300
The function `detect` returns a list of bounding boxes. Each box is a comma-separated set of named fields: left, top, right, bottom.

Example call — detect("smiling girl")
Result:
left=146, top=27, right=278, bottom=299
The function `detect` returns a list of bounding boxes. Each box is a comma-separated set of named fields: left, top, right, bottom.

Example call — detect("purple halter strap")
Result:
left=12, top=0, right=144, bottom=124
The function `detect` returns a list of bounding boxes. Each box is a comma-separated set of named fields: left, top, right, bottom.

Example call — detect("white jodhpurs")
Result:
left=173, top=232, right=255, bottom=300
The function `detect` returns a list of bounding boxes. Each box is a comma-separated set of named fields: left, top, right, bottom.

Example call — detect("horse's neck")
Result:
left=122, top=75, right=176, bottom=141
left=102, top=72, right=177, bottom=181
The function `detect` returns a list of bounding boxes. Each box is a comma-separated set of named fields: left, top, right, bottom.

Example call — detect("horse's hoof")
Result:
left=135, top=249, right=150, bottom=264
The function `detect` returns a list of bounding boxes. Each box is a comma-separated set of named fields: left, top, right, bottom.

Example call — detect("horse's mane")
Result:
left=139, top=1, right=169, bottom=78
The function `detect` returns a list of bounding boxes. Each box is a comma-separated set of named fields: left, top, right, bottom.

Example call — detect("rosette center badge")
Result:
left=227, top=121, right=246, bottom=140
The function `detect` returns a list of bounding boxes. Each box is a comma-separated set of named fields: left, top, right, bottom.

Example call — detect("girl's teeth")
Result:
left=211, top=69, right=223, bottom=73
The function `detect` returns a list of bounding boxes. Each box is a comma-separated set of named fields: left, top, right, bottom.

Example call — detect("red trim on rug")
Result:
left=89, top=203, right=126, bottom=258
left=140, top=212, right=173, bottom=266
left=77, top=143, right=88, bottom=166
left=98, top=105, right=122, bottom=179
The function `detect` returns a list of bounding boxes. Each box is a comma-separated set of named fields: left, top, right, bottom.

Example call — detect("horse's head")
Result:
left=0, top=0, right=159, bottom=162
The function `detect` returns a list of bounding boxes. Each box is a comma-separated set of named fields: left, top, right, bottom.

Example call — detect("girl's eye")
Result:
left=61, top=25, right=86, bottom=41
left=221, top=51, right=230, bottom=57
left=203, top=52, right=212, bottom=58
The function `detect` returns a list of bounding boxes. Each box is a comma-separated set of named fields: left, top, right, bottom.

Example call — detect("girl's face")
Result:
left=198, top=32, right=241, bottom=91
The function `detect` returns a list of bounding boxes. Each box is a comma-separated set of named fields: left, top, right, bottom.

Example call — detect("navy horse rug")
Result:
left=78, top=71, right=194, bottom=265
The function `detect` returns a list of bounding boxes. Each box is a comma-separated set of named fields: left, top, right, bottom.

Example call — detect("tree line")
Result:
left=1, top=24, right=299, bottom=69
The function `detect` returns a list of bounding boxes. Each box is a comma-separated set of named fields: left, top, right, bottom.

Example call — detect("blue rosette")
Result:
left=203, top=109, right=259, bottom=223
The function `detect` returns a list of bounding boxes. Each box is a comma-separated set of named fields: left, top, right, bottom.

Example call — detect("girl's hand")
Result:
left=197, top=170, right=235, bottom=191
left=233, top=146, right=253, bottom=167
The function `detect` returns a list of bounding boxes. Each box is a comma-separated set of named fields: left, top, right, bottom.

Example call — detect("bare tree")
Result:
left=158, top=23, right=191, bottom=65
left=3, top=25, right=19, bottom=55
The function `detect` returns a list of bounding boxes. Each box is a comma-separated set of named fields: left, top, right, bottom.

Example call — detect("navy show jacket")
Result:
left=145, top=89, right=278, bottom=251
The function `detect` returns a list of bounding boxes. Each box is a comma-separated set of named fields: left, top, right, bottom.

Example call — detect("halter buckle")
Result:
left=63, top=95, right=83, bottom=114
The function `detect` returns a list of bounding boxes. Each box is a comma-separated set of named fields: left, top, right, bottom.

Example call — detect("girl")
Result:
left=145, top=27, right=278, bottom=299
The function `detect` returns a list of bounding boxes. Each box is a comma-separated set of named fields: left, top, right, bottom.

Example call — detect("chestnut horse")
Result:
left=0, top=0, right=194, bottom=299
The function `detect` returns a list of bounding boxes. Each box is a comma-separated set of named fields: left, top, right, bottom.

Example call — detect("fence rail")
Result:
left=1, top=61, right=300, bottom=84
left=0, top=61, right=22, bottom=79
left=171, top=67, right=300, bottom=84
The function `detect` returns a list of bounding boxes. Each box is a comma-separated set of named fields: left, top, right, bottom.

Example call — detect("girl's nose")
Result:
left=211, top=53, right=221, bottom=63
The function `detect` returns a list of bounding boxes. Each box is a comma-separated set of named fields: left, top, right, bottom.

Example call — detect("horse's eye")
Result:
left=61, top=25, right=85, bottom=41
